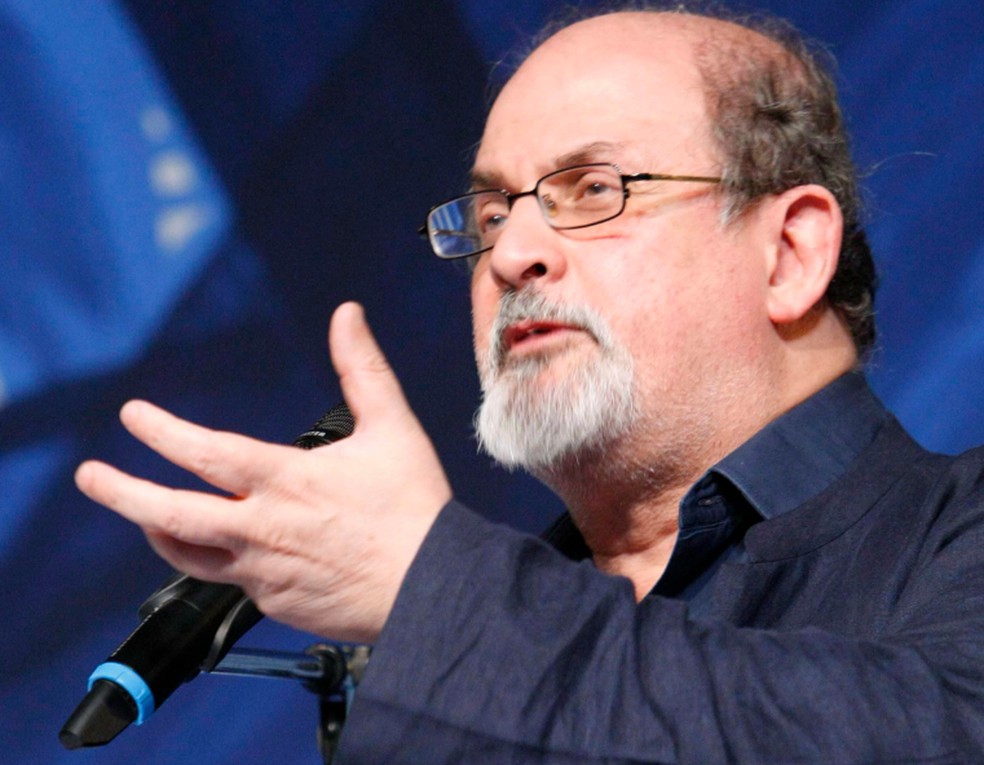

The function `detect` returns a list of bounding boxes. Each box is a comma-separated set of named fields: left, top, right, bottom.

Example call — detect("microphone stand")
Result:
left=210, top=643, right=371, bottom=765
left=195, top=576, right=372, bottom=764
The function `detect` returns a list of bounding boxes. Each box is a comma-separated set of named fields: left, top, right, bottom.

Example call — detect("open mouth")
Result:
left=502, top=320, right=583, bottom=353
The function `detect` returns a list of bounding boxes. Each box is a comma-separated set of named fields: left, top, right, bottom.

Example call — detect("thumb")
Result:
left=329, top=302, right=412, bottom=429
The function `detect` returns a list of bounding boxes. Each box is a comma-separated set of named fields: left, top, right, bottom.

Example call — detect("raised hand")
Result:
left=75, top=302, right=452, bottom=643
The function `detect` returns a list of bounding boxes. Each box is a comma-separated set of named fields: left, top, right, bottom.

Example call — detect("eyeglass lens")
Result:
left=427, top=164, right=626, bottom=260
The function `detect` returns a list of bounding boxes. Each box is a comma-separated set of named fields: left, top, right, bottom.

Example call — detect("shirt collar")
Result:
left=712, top=372, right=889, bottom=521
left=542, top=372, right=890, bottom=561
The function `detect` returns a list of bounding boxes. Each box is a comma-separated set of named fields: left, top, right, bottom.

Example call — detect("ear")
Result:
left=765, top=184, right=843, bottom=325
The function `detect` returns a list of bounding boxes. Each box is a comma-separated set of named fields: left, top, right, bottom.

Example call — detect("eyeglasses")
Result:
left=420, top=163, right=721, bottom=260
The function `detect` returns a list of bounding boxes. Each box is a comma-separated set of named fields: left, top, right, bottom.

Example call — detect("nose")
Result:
left=485, top=195, right=568, bottom=290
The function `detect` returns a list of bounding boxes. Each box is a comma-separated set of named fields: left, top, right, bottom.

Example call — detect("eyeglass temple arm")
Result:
left=624, top=172, right=722, bottom=184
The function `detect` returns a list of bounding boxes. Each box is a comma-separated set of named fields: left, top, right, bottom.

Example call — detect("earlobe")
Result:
left=767, top=185, right=843, bottom=325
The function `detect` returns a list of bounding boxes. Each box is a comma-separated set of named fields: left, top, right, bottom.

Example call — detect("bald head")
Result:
left=518, top=9, right=778, bottom=68
left=477, top=13, right=717, bottom=197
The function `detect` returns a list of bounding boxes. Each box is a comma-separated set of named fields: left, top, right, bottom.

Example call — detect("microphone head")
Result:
left=293, top=403, right=355, bottom=449
left=59, top=680, right=138, bottom=749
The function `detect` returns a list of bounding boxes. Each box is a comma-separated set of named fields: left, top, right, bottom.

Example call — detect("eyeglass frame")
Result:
left=419, top=162, right=723, bottom=260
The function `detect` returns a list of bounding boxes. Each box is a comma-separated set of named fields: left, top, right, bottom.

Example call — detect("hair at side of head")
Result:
left=501, top=0, right=878, bottom=357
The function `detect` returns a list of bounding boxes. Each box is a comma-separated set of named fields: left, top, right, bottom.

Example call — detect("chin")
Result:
left=475, top=344, right=637, bottom=474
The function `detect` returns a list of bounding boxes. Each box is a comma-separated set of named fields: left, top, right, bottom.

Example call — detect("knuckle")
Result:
left=157, top=500, right=187, bottom=540
left=259, top=521, right=295, bottom=558
left=185, top=433, right=221, bottom=477
left=361, top=348, right=393, bottom=376
left=242, top=568, right=295, bottom=619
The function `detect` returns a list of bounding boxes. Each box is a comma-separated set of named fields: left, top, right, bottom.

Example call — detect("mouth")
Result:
left=501, top=320, right=586, bottom=355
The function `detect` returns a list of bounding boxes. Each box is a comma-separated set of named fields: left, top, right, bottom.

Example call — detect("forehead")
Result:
left=474, top=13, right=716, bottom=182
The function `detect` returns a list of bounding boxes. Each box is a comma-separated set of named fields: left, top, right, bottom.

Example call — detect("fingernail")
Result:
left=75, top=462, right=92, bottom=486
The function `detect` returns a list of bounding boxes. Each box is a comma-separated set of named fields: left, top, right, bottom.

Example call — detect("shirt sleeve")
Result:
left=334, top=499, right=984, bottom=764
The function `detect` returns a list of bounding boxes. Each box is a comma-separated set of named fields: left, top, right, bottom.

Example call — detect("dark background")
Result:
left=0, top=1, right=981, bottom=762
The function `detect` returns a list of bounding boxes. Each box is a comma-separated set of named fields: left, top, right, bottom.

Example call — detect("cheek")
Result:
left=604, top=240, right=759, bottom=366
left=470, top=278, right=496, bottom=360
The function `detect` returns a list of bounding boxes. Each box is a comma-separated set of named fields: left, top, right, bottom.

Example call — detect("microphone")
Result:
left=59, top=403, right=356, bottom=750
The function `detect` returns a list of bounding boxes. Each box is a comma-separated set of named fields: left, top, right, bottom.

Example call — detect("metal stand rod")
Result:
left=208, top=643, right=370, bottom=765
left=211, top=647, right=341, bottom=686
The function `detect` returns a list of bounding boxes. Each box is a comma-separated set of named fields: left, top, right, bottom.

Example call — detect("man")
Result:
left=75, top=5, right=984, bottom=763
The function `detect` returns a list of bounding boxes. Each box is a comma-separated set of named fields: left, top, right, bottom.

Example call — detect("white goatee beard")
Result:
left=474, top=289, right=637, bottom=474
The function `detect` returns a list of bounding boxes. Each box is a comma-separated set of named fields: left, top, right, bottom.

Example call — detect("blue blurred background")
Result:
left=0, top=1, right=981, bottom=762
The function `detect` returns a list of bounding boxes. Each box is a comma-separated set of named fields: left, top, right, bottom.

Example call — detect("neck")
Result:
left=539, top=323, right=858, bottom=601
left=537, top=437, right=702, bottom=600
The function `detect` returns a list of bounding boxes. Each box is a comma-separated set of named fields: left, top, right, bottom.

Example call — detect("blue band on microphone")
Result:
left=88, top=662, right=155, bottom=725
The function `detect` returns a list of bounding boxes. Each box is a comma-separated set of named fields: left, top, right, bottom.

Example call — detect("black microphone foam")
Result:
left=59, top=403, right=355, bottom=749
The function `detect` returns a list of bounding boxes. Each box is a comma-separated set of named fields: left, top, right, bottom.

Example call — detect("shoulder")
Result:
left=744, top=417, right=984, bottom=560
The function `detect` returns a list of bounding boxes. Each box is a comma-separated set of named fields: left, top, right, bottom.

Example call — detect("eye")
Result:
left=572, top=171, right=620, bottom=201
left=472, top=193, right=510, bottom=236
left=478, top=211, right=507, bottom=233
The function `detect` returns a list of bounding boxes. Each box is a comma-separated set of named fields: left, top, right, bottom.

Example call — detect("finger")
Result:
left=118, top=399, right=291, bottom=496
left=328, top=302, right=412, bottom=429
left=144, top=530, right=239, bottom=584
left=75, top=459, right=246, bottom=550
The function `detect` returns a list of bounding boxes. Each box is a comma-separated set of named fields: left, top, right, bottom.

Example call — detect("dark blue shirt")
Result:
left=341, top=372, right=984, bottom=763
left=543, top=372, right=890, bottom=612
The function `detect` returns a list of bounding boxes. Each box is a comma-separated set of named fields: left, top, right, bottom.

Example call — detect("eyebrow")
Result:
left=469, top=141, right=628, bottom=191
